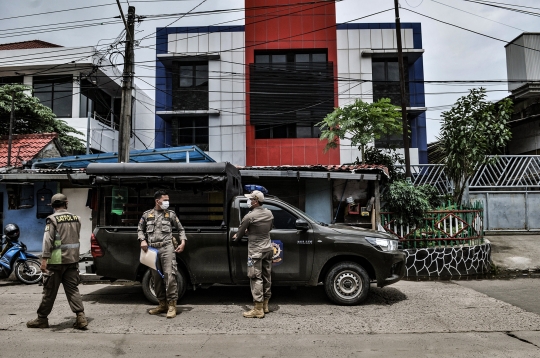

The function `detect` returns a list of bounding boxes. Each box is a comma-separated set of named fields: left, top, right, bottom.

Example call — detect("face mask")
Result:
left=159, top=201, right=169, bottom=210
left=248, top=199, right=256, bottom=209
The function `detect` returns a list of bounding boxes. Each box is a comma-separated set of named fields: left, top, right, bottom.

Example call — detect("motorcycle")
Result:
left=0, top=224, right=43, bottom=284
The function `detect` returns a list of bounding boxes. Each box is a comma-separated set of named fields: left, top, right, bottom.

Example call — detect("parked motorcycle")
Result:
left=0, top=224, right=43, bottom=284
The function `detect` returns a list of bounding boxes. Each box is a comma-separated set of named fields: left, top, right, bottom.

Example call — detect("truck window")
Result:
left=239, top=202, right=297, bottom=230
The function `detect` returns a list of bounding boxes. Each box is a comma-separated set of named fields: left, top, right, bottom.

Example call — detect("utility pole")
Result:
left=116, top=2, right=135, bottom=163
left=394, top=0, right=412, bottom=179
left=7, top=93, right=15, bottom=167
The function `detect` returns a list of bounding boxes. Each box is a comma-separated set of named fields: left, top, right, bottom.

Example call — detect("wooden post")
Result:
left=374, top=177, right=381, bottom=230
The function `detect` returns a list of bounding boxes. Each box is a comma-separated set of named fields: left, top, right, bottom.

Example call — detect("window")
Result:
left=250, top=50, right=334, bottom=138
left=172, top=116, right=209, bottom=150
left=0, top=76, right=23, bottom=85
left=33, top=76, right=73, bottom=117
left=79, top=79, right=115, bottom=126
left=372, top=58, right=408, bottom=107
left=173, top=62, right=209, bottom=110
left=240, top=202, right=297, bottom=230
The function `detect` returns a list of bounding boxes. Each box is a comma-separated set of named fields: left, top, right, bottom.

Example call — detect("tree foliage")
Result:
left=317, top=98, right=402, bottom=163
left=383, top=180, right=432, bottom=227
left=435, top=88, right=513, bottom=204
left=0, top=84, right=84, bottom=153
left=363, top=146, right=405, bottom=183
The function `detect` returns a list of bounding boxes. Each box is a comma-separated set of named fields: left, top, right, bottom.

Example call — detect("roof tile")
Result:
left=0, top=40, right=62, bottom=51
left=0, top=133, right=58, bottom=167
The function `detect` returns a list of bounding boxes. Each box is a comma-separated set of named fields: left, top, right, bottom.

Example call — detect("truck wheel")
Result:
left=324, top=262, right=370, bottom=306
left=141, top=268, right=187, bottom=304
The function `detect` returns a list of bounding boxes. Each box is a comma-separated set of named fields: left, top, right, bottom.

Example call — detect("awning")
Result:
left=31, top=146, right=215, bottom=169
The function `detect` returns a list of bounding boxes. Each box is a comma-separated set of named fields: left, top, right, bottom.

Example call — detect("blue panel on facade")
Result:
left=156, top=28, right=168, bottom=54
left=410, top=116, right=418, bottom=149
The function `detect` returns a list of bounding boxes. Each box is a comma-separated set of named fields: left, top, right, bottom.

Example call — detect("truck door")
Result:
left=231, top=199, right=314, bottom=283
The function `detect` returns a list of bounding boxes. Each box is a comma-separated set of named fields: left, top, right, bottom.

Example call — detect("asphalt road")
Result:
left=1, top=279, right=540, bottom=357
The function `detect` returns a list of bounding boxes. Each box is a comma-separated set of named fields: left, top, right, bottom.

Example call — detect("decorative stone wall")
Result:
left=403, top=240, right=491, bottom=277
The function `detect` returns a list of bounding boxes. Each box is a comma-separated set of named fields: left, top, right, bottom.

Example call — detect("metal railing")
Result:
left=470, top=155, right=540, bottom=189
left=381, top=202, right=484, bottom=249
left=396, top=164, right=452, bottom=195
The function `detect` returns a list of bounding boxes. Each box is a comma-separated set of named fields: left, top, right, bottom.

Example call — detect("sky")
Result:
left=1, top=0, right=539, bottom=143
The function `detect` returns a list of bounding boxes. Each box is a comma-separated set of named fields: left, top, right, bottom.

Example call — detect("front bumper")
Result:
left=376, top=251, right=406, bottom=287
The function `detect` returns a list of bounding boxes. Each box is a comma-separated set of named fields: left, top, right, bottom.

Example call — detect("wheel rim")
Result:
left=149, top=276, right=156, bottom=298
left=18, top=260, right=42, bottom=283
left=333, top=270, right=362, bottom=300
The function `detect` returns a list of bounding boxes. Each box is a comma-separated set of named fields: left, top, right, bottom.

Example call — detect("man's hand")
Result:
left=174, top=239, right=186, bottom=253
left=232, top=233, right=237, bottom=240
left=140, top=240, right=148, bottom=252
left=40, top=258, right=48, bottom=273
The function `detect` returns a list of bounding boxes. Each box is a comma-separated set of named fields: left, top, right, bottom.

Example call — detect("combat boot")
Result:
left=243, top=302, right=265, bottom=318
left=73, top=312, right=88, bottom=330
left=148, top=300, right=167, bottom=315
left=26, top=317, right=49, bottom=328
left=166, top=300, right=177, bottom=319
left=263, top=298, right=270, bottom=314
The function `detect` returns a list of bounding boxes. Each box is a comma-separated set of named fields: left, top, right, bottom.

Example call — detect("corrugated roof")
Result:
left=0, top=40, right=62, bottom=50
left=32, top=146, right=215, bottom=169
left=0, top=133, right=59, bottom=168
left=238, top=164, right=389, bottom=177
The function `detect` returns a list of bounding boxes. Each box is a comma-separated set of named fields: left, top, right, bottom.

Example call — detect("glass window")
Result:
left=272, top=54, right=287, bottom=63
left=33, top=76, right=73, bottom=118
left=387, top=62, right=399, bottom=81
left=265, top=204, right=297, bottom=230
left=295, top=54, right=310, bottom=63
left=175, top=116, right=209, bottom=150
left=255, top=55, right=270, bottom=63
left=179, top=66, right=194, bottom=87
left=296, top=125, right=312, bottom=138
left=312, top=53, right=327, bottom=62
left=372, top=62, right=385, bottom=81
left=195, top=65, right=208, bottom=86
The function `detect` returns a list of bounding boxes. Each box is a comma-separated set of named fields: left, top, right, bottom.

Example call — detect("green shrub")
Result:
left=383, top=179, right=431, bottom=227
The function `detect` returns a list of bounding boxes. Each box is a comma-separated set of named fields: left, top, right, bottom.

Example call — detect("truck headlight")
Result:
left=365, top=237, right=398, bottom=252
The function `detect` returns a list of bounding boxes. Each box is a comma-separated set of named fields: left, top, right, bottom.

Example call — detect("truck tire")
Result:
left=324, top=261, right=370, bottom=306
left=141, top=268, right=187, bottom=304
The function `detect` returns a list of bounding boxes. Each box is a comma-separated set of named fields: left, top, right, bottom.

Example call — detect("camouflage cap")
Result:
left=51, top=193, right=68, bottom=205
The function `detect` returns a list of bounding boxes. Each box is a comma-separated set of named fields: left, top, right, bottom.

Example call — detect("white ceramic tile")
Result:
left=187, top=33, right=199, bottom=53
left=232, top=130, right=245, bottom=151
left=199, top=33, right=209, bottom=53
left=349, top=81, right=361, bottom=96
left=370, top=29, right=383, bottom=49
left=348, top=49, right=361, bottom=74
left=337, top=31, right=348, bottom=50
left=220, top=32, right=232, bottom=52
left=168, top=34, right=177, bottom=53
left=232, top=32, right=244, bottom=50
left=232, top=82, right=245, bottom=100
left=207, top=151, right=222, bottom=162
left=347, top=29, right=360, bottom=49
left=232, top=109, right=245, bottom=124
left=360, top=56, right=372, bottom=74
left=221, top=90, right=233, bottom=103
left=209, top=115, right=221, bottom=127
left=382, top=29, right=394, bottom=49
left=359, top=30, right=371, bottom=49
left=232, top=51, right=245, bottom=67
left=176, top=33, right=188, bottom=53
left=360, top=82, right=372, bottom=97
left=209, top=32, right=221, bottom=52
left=208, top=126, right=221, bottom=151
left=340, top=148, right=352, bottom=164
left=209, top=100, right=221, bottom=111
left=337, top=49, right=349, bottom=74
left=221, top=134, right=233, bottom=152
left=405, top=29, right=414, bottom=49
left=232, top=151, right=246, bottom=166
left=221, top=151, right=233, bottom=164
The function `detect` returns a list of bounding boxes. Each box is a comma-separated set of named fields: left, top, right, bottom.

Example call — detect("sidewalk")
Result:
left=487, top=235, right=540, bottom=273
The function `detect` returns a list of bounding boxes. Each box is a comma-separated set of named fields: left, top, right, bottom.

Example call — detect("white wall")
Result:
left=336, top=28, right=419, bottom=166
left=62, top=188, right=93, bottom=256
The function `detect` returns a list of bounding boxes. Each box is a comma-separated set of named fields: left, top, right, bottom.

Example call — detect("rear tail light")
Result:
left=90, top=233, right=104, bottom=258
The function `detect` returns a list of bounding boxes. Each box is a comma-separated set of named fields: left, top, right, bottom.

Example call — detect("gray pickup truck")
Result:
left=87, top=162, right=405, bottom=306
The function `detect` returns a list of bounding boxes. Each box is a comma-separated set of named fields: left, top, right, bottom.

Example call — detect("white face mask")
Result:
left=248, top=199, right=256, bottom=209
left=159, top=201, right=170, bottom=210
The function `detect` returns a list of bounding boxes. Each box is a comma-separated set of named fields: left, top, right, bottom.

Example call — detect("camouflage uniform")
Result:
left=237, top=206, right=274, bottom=303
left=137, top=209, right=186, bottom=301
left=37, top=209, right=85, bottom=319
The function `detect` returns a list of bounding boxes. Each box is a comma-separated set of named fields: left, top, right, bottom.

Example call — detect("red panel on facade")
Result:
left=245, top=0, right=339, bottom=166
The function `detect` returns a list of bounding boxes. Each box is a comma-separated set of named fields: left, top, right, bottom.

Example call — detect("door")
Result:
left=231, top=199, right=314, bottom=284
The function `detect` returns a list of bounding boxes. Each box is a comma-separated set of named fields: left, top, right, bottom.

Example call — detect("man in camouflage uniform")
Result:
left=233, top=190, right=274, bottom=318
left=138, top=190, right=186, bottom=318
left=27, top=193, right=87, bottom=330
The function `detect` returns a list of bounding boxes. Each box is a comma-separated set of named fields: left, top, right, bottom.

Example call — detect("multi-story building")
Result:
left=155, top=0, right=427, bottom=165
left=0, top=40, right=155, bottom=153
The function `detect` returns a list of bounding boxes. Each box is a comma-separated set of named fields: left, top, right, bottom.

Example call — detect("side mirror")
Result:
left=295, top=219, right=309, bottom=231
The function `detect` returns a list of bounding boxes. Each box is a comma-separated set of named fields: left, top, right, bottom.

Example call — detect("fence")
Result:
left=381, top=202, right=484, bottom=249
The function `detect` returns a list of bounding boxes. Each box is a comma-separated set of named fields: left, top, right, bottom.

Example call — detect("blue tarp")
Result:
left=31, top=146, right=215, bottom=169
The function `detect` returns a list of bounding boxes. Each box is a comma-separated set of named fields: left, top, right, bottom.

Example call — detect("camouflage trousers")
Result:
left=247, top=250, right=272, bottom=303
left=152, top=243, right=178, bottom=301
left=37, top=263, right=84, bottom=318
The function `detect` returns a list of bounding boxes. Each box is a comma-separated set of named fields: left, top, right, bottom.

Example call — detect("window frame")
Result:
left=33, top=75, right=73, bottom=118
